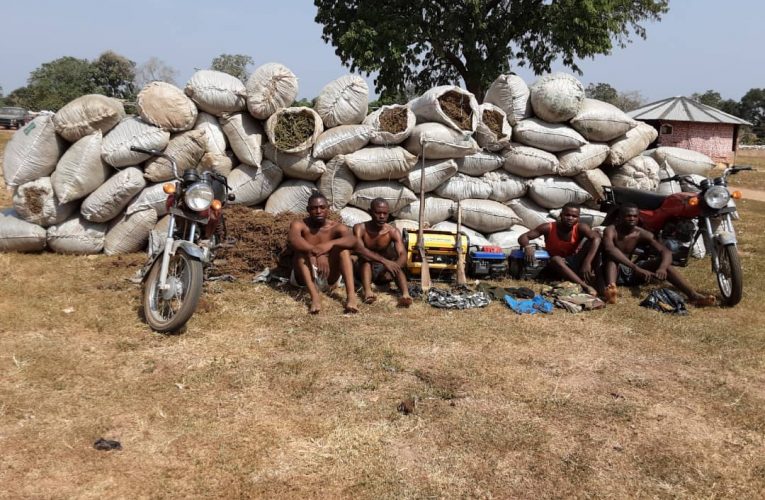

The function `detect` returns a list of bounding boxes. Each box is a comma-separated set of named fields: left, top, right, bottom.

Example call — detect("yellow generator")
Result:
left=403, top=229, right=469, bottom=279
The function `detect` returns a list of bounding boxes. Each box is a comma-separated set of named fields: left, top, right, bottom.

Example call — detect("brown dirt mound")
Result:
left=379, top=107, right=408, bottom=134
left=273, top=111, right=315, bottom=151
left=482, top=109, right=507, bottom=139
left=437, top=91, right=473, bottom=131
left=215, top=206, right=342, bottom=278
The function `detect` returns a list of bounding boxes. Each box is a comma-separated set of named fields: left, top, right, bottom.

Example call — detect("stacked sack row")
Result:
left=1, top=64, right=717, bottom=256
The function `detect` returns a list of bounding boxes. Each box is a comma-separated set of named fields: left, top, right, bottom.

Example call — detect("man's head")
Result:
left=368, top=198, right=390, bottom=227
left=559, top=203, right=581, bottom=229
left=306, top=191, right=329, bottom=226
left=617, top=202, right=640, bottom=228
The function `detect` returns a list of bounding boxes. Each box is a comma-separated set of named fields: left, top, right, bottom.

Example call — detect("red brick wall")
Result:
left=656, top=121, right=735, bottom=163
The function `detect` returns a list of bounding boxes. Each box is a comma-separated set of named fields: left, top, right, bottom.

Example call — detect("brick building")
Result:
left=627, top=96, right=751, bottom=164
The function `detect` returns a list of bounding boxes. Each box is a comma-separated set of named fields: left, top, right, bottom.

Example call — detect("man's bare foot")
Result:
left=398, top=296, right=413, bottom=308
left=309, top=300, right=321, bottom=314
left=344, top=300, right=359, bottom=314
left=583, top=284, right=598, bottom=296
left=604, top=283, right=618, bottom=305
left=690, top=294, right=716, bottom=307
left=363, top=294, right=377, bottom=304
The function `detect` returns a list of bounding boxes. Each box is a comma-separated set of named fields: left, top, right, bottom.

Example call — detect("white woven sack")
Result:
left=409, top=85, right=479, bottom=132
left=656, top=163, right=682, bottom=195
left=529, top=73, right=585, bottom=123
left=391, top=219, right=419, bottom=232
left=350, top=181, right=416, bottom=212
left=513, top=118, right=587, bottom=153
left=393, top=196, right=454, bottom=226
left=194, top=112, right=227, bottom=155
left=184, top=70, right=247, bottom=116
left=2, top=114, right=65, bottom=187
left=312, top=124, right=375, bottom=160
left=570, top=98, right=637, bottom=142
left=0, top=209, right=47, bottom=252
left=401, top=159, right=457, bottom=193
left=652, top=147, right=715, bottom=176
left=81, top=167, right=146, bottom=223
left=265, top=107, right=324, bottom=154
left=246, top=63, right=299, bottom=120
left=456, top=151, right=504, bottom=176
left=127, top=183, right=170, bottom=217
left=344, top=146, right=417, bottom=181
left=680, top=174, right=707, bottom=194
left=610, top=156, right=660, bottom=191
left=315, top=75, right=369, bottom=128
left=506, top=198, right=555, bottom=229
left=220, top=112, right=264, bottom=166
left=364, top=105, right=416, bottom=145
left=263, top=143, right=326, bottom=181
left=483, top=74, right=532, bottom=126
left=228, top=161, right=283, bottom=206
left=53, top=94, right=125, bottom=142
left=318, top=156, right=356, bottom=210
left=104, top=209, right=157, bottom=255
left=528, top=176, right=593, bottom=209
left=101, top=117, right=171, bottom=168
left=608, top=123, right=658, bottom=166
left=475, top=103, right=512, bottom=151
left=264, top=180, right=317, bottom=214
left=557, top=144, right=610, bottom=177
left=404, top=123, right=479, bottom=159
left=147, top=215, right=172, bottom=258
left=144, top=129, right=207, bottom=182
left=482, top=170, right=527, bottom=202
left=199, top=151, right=237, bottom=177
left=46, top=216, right=106, bottom=254
left=52, top=132, right=112, bottom=203
left=431, top=220, right=491, bottom=248
left=137, top=82, right=198, bottom=132
left=458, top=199, right=521, bottom=233
left=340, top=206, right=371, bottom=227
left=434, top=173, right=491, bottom=201
left=489, top=226, right=544, bottom=253
left=574, top=168, right=611, bottom=205
left=13, top=177, right=77, bottom=227
left=502, top=144, right=559, bottom=177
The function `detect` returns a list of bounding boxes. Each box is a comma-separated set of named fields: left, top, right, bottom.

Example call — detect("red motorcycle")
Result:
left=600, top=165, right=753, bottom=307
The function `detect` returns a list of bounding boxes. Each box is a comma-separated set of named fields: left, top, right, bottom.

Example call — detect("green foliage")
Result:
left=0, top=85, right=5, bottom=107
left=585, top=82, right=644, bottom=111
left=691, top=90, right=740, bottom=116
left=739, top=88, right=765, bottom=140
left=91, top=51, right=136, bottom=101
left=314, top=0, right=669, bottom=101
left=290, top=97, right=316, bottom=108
left=210, top=54, right=254, bottom=82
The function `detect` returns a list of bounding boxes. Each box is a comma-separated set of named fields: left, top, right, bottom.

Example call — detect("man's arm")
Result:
left=518, top=223, right=550, bottom=264
left=288, top=220, right=314, bottom=253
left=313, top=223, right=358, bottom=257
left=641, top=229, right=672, bottom=280
left=390, top=227, right=408, bottom=268
left=578, top=224, right=601, bottom=279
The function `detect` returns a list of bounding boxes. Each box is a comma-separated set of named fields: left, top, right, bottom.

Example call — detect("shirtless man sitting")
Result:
left=353, top=198, right=413, bottom=307
left=602, top=203, right=715, bottom=306
left=287, top=192, right=359, bottom=314
left=518, top=203, right=601, bottom=296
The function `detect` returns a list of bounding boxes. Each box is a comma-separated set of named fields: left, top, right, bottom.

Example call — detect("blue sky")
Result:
left=2, top=1, right=762, bottom=104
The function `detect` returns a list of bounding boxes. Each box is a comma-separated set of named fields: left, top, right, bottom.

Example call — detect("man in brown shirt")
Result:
left=353, top=198, right=412, bottom=307
left=288, top=192, right=359, bottom=314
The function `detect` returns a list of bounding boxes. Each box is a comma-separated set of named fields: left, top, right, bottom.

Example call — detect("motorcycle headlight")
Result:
left=703, top=186, right=730, bottom=209
left=184, top=182, right=214, bottom=211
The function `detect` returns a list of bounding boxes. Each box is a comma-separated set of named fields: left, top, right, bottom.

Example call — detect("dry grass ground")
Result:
left=2, top=130, right=765, bottom=498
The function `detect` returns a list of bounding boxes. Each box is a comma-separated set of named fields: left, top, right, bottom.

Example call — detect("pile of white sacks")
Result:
left=1, top=65, right=717, bottom=255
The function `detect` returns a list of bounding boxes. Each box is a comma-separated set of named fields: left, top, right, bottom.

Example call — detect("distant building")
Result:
left=627, top=96, right=751, bottom=164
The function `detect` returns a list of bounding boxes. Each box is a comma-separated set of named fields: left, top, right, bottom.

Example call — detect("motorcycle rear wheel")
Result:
left=716, top=244, right=743, bottom=307
left=143, top=250, right=203, bottom=332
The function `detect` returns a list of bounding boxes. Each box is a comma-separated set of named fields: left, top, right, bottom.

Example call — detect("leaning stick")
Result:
left=417, top=139, right=431, bottom=292
left=455, top=200, right=467, bottom=286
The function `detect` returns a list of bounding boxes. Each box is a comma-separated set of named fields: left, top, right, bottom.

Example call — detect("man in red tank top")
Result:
left=518, top=203, right=602, bottom=295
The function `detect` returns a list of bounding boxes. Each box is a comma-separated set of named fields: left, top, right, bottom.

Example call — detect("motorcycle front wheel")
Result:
left=143, top=250, right=204, bottom=332
left=716, top=244, right=743, bottom=307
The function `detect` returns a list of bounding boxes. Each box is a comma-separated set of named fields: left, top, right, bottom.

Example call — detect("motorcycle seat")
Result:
left=611, top=186, right=667, bottom=210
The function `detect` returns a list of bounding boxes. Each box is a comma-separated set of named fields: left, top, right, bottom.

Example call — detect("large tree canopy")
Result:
left=315, top=0, right=669, bottom=100
left=210, top=54, right=254, bottom=82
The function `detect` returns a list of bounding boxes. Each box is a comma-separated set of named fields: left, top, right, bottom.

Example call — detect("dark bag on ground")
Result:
left=639, top=288, right=688, bottom=315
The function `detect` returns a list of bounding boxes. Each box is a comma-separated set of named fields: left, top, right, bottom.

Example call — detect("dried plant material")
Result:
left=378, top=107, right=408, bottom=134
left=437, top=91, right=473, bottom=131
left=273, top=112, right=315, bottom=151
left=482, top=109, right=507, bottom=139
